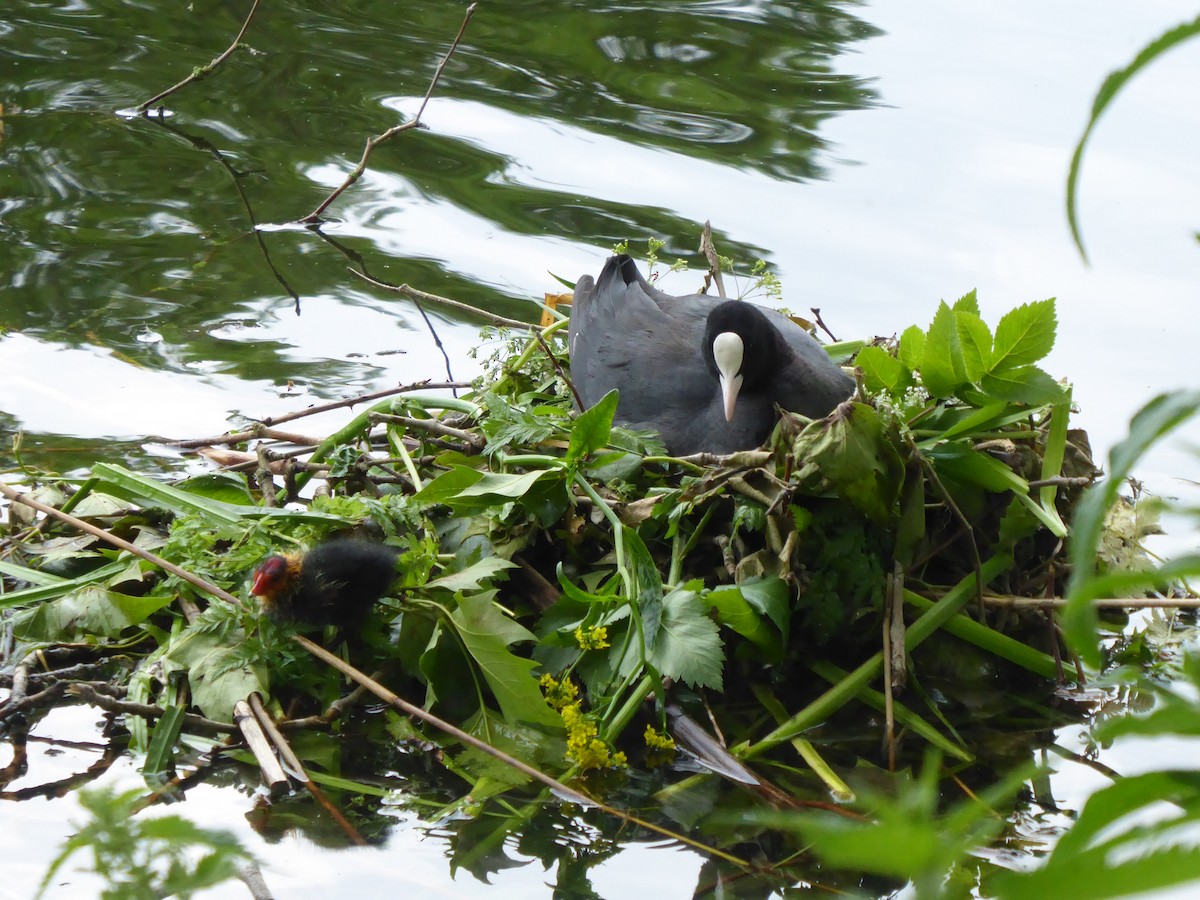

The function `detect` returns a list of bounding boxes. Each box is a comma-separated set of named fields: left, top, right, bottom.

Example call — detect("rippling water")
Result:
left=3, top=0, right=1200, bottom=895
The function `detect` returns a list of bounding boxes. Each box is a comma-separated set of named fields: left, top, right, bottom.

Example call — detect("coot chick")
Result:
left=251, top=539, right=399, bottom=632
left=568, top=254, right=853, bottom=455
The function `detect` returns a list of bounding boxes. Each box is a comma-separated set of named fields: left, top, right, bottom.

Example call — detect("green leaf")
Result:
left=623, top=526, right=664, bottom=647
left=413, top=466, right=485, bottom=504
left=929, top=444, right=1027, bottom=494
left=162, top=629, right=268, bottom=723
left=897, top=325, right=925, bottom=371
left=451, top=592, right=561, bottom=728
left=12, top=586, right=174, bottom=641
left=954, top=311, right=992, bottom=383
left=978, top=365, right=1064, bottom=405
left=920, top=302, right=965, bottom=398
left=1066, top=15, right=1200, bottom=261
left=990, top=298, right=1057, bottom=371
left=951, top=289, right=980, bottom=317
left=738, top=576, right=790, bottom=644
left=456, top=470, right=549, bottom=501
left=793, top=402, right=905, bottom=524
left=705, top=585, right=779, bottom=655
left=566, top=389, right=618, bottom=463
left=426, top=557, right=517, bottom=592
left=856, top=345, right=912, bottom=398
left=645, top=588, right=724, bottom=690
left=144, top=705, right=187, bottom=778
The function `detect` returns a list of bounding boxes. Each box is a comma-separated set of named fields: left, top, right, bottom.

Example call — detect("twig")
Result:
left=349, top=269, right=533, bottom=330
left=67, top=684, right=233, bottom=735
left=137, top=0, right=262, bottom=112
left=299, top=3, right=478, bottom=223
left=372, top=412, right=485, bottom=449
left=168, top=380, right=469, bottom=448
left=809, top=308, right=840, bottom=343
left=248, top=693, right=366, bottom=845
left=698, top=221, right=727, bottom=299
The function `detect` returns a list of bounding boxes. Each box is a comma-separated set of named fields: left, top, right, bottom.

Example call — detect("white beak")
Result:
left=712, top=332, right=745, bottom=422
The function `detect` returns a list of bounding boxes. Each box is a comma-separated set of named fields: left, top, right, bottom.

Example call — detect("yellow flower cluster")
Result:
left=561, top=702, right=627, bottom=771
left=539, top=673, right=579, bottom=711
left=643, top=724, right=676, bottom=752
left=573, top=624, right=610, bottom=650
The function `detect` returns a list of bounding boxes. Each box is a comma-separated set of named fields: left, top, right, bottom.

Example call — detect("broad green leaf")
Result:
left=897, top=325, right=925, bottom=371
left=451, top=592, right=561, bottom=728
left=1067, top=15, right=1200, bottom=261
left=979, top=365, right=1065, bottom=405
left=920, top=302, right=965, bottom=398
left=955, top=311, right=992, bottom=383
left=176, top=474, right=256, bottom=505
left=793, top=402, right=905, bottom=524
left=705, top=585, right=778, bottom=655
left=12, top=586, right=174, bottom=641
left=413, top=466, right=485, bottom=504
left=426, top=557, right=517, bottom=592
left=738, top=576, right=790, bottom=644
left=856, top=345, right=911, bottom=398
left=566, top=389, right=618, bottom=463
left=951, top=288, right=980, bottom=317
left=645, top=588, right=724, bottom=690
left=456, top=470, right=548, bottom=501
left=990, top=298, right=1057, bottom=371
left=162, top=629, right=268, bottom=723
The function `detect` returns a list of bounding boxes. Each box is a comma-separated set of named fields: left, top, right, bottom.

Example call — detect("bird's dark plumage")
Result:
left=251, top=539, right=399, bottom=631
left=568, top=254, right=853, bottom=455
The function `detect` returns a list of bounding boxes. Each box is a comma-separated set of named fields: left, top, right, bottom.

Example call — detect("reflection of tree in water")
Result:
left=414, top=0, right=882, bottom=181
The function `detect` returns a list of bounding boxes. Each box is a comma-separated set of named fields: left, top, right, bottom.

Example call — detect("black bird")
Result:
left=250, top=539, right=399, bottom=632
left=568, top=254, right=853, bottom=455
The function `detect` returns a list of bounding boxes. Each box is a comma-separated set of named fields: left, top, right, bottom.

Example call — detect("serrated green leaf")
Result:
left=898, top=325, right=925, bottom=371
left=857, top=345, right=912, bottom=398
left=951, top=289, right=980, bottom=317
left=451, top=592, right=561, bottom=728
left=567, top=389, right=618, bottom=463
left=920, top=302, right=966, bottom=398
left=991, top=298, right=1057, bottom=371
left=979, top=365, right=1065, bottom=405
left=645, top=588, right=724, bottom=690
left=955, top=311, right=992, bottom=382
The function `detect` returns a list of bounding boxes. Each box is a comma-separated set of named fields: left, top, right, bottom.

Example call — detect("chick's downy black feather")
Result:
left=252, top=539, right=399, bottom=631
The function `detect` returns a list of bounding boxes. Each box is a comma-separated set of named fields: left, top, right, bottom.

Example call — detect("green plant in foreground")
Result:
left=38, top=786, right=252, bottom=899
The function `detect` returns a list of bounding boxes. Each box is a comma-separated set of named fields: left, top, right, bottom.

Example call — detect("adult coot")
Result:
left=568, top=254, right=853, bottom=455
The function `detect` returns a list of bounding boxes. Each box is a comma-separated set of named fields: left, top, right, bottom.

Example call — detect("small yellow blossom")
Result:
left=539, top=673, right=579, bottom=711
left=561, top=701, right=626, bottom=771
left=644, top=725, right=676, bottom=752
left=574, top=624, right=610, bottom=650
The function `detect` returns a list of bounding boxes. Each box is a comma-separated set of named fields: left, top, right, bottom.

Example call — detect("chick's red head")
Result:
left=251, top=555, right=293, bottom=598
